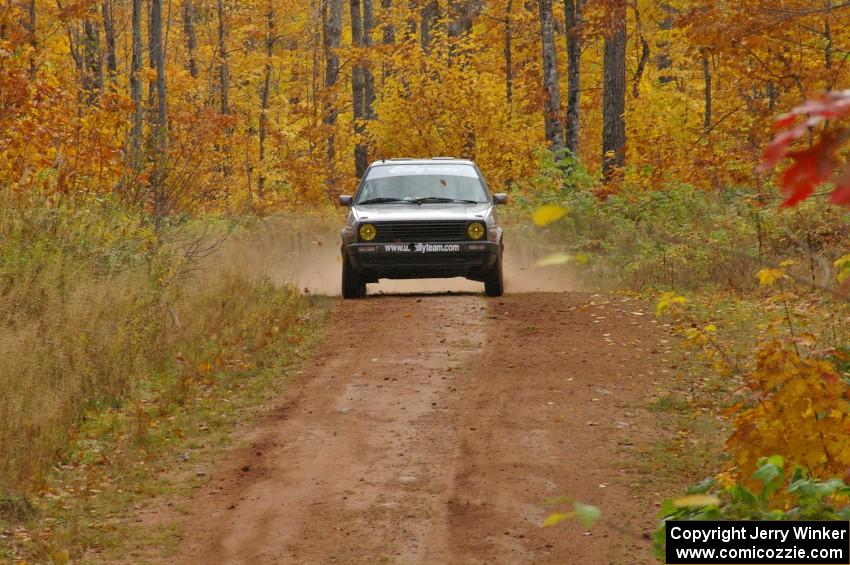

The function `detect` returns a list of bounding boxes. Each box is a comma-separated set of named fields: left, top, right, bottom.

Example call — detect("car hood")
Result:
left=352, top=203, right=492, bottom=222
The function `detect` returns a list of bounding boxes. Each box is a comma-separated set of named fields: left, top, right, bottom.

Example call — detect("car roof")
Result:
left=368, top=157, right=476, bottom=167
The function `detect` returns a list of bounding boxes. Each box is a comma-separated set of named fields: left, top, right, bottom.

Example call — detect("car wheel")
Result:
left=342, top=254, right=366, bottom=299
left=484, top=251, right=504, bottom=297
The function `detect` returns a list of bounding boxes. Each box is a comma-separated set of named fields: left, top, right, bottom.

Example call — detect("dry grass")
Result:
left=0, top=273, right=159, bottom=490
left=0, top=194, right=332, bottom=561
left=0, top=194, right=317, bottom=496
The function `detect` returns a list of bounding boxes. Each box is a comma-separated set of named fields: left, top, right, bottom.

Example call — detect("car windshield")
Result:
left=356, top=164, right=488, bottom=204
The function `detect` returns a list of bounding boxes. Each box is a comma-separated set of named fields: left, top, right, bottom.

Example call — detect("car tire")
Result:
left=484, top=251, right=504, bottom=297
left=341, top=254, right=366, bottom=299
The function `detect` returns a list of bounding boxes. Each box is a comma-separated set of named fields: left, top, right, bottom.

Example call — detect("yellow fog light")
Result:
left=467, top=222, right=486, bottom=240
left=359, top=223, right=377, bottom=241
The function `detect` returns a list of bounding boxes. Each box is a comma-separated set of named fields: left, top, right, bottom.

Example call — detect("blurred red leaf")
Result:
left=763, top=91, right=850, bottom=208
left=828, top=166, right=850, bottom=206
left=778, top=131, right=847, bottom=207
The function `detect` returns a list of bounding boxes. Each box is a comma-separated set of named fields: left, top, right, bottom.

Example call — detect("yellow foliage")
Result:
left=726, top=342, right=850, bottom=486
left=834, top=255, right=850, bottom=283
left=757, top=268, right=785, bottom=286
left=2, top=0, right=850, bottom=206
left=656, top=291, right=686, bottom=316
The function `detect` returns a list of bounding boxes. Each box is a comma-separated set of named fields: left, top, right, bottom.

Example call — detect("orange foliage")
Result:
left=726, top=342, right=850, bottom=486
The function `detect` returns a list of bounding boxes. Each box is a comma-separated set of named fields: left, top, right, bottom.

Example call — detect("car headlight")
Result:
left=467, top=222, right=486, bottom=240
left=359, top=223, right=377, bottom=241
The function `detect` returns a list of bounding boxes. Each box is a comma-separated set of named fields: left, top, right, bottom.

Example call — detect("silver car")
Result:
left=339, top=158, right=508, bottom=298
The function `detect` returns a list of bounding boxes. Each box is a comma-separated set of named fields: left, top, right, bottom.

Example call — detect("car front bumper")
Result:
left=343, top=240, right=500, bottom=281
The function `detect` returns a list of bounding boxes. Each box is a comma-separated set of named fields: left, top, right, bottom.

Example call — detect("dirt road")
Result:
left=161, top=291, right=673, bottom=564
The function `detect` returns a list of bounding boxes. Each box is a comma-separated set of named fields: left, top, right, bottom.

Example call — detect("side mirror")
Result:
left=493, top=193, right=508, bottom=205
left=338, top=195, right=354, bottom=207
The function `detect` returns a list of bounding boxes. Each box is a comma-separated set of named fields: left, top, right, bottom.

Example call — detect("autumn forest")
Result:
left=3, top=0, right=847, bottom=208
left=4, top=0, right=850, bottom=562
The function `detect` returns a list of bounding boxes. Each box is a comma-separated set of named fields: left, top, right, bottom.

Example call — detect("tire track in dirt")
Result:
left=148, top=292, right=673, bottom=564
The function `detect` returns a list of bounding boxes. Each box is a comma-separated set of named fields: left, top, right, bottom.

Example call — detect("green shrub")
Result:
left=654, top=456, right=850, bottom=562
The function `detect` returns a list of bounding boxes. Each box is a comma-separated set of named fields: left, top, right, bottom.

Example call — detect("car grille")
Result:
left=370, top=221, right=469, bottom=243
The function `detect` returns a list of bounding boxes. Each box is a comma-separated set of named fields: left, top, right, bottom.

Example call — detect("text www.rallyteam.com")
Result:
left=383, top=243, right=462, bottom=253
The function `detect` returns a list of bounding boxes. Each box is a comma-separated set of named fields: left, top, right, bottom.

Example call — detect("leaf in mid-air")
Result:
left=543, top=512, right=570, bottom=527
left=573, top=502, right=601, bottom=527
left=672, top=494, right=721, bottom=508
left=534, top=253, right=572, bottom=267
left=532, top=205, right=568, bottom=227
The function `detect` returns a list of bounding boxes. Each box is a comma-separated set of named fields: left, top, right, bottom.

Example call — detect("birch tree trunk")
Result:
left=539, top=0, right=564, bottom=155
left=258, top=3, right=275, bottom=199
left=323, top=0, right=343, bottom=167
left=149, top=0, right=168, bottom=225
left=351, top=0, right=366, bottom=177
left=564, top=0, right=582, bottom=155
left=504, top=0, right=512, bottom=106
left=217, top=0, right=229, bottom=114
left=702, top=53, right=711, bottom=131
left=602, top=0, right=626, bottom=181
left=363, top=0, right=376, bottom=121
left=130, top=0, right=143, bottom=160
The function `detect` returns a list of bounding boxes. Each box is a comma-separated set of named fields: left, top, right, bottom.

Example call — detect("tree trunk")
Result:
left=147, top=1, right=156, bottom=108
left=420, top=1, right=437, bottom=51
left=183, top=0, right=199, bottom=78
left=380, top=0, right=393, bottom=98
left=381, top=0, right=394, bottom=44
left=602, top=0, right=626, bottom=182
left=447, top=0, right=472, bottom=62
left=824, top=0, right=832, bottom=71
left=363, top=0, right=376, bottom=120
left=656, top=3, right=674, bottom=84
left=504, top=0, right=512, bottom=106
left=82, top=12, right=103, bottom=101
left=102, top=1, right=117, bottom=78
left=323, top=0, right=343, bottom=167
left=702, top=53, right=711, bottom=131
left=630, top=0, right=649, bottom=98
left=130, top=0, right=143, bottom=160
left=310, top=7, right=320, bottom=156
left=351, top=0, right=367, bottom=178
left=150, top=0, right=168, bottom=225
left=538, top=0, right=564, bottom=155
left=564, top=0, right=582, bottom=155
left=632, top=36, right=649, bottom=98
left=26, top=0, right=36, bottom=76
left=217, top=0, right=229, bottom=114
left=258, top=3, right=275, bottom=199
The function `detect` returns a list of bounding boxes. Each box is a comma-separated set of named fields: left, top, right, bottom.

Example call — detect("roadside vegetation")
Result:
left=0, top=192, right=328, bottom=561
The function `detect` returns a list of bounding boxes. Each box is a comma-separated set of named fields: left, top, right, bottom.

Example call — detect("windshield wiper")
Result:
left=357, top=197, right=421, bottom=205
left=409, top=197, right=481, bottom=204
